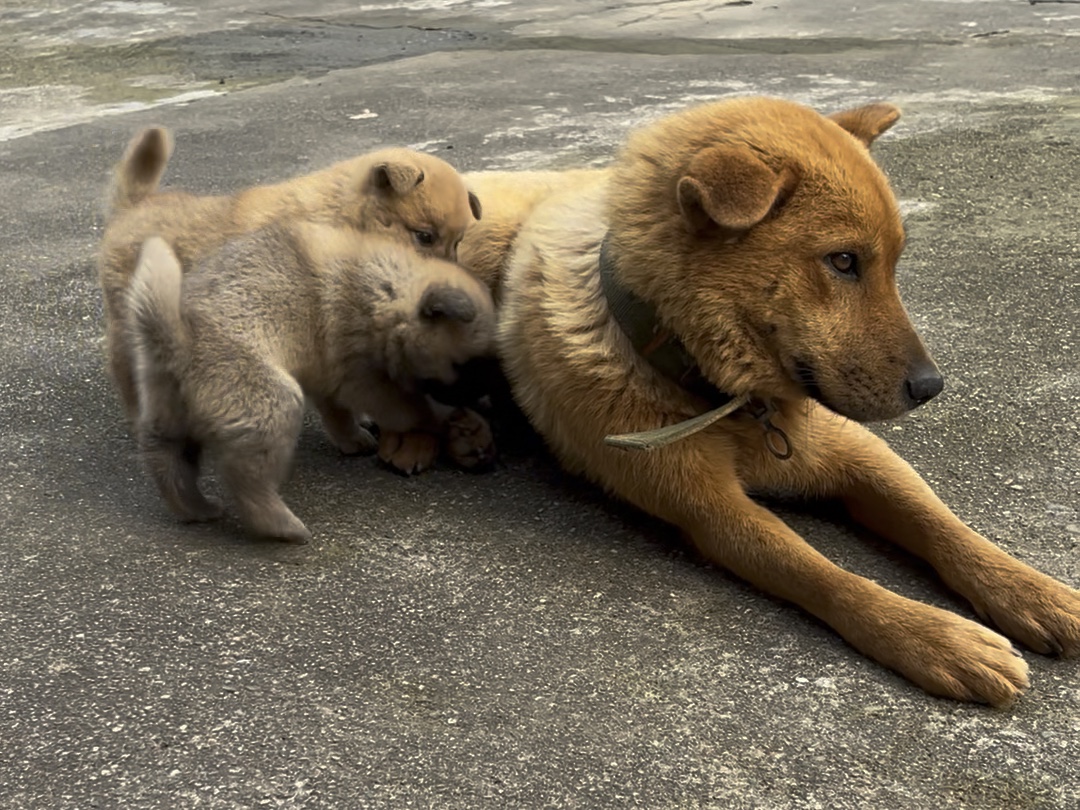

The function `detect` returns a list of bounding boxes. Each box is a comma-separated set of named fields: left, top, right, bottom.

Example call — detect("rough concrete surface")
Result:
left=1, top=1, right=1079, bottom=808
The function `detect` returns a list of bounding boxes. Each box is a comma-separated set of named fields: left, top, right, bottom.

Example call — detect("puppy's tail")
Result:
left=127, top=238, right=221, bottom=523
left=108, top=126, right=174, bottom=216
left=127, top=236, right=189, bottom=375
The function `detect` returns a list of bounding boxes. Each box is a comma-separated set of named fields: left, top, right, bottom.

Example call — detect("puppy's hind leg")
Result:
left=216, top=373, right=311, bottom=544
left=106, top=317, right=141, bottom=425
left=135, top=371, right=222, bottom=522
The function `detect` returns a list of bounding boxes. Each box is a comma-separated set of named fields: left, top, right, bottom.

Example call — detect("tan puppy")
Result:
left=127, top=224, right=496, bottom=543
left=100, top=127, right=483, bottom=424
left=459, top=97, right=1080, bottom=705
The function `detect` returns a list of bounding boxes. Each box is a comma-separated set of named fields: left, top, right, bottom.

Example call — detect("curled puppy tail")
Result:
left=108, top=126, right=173, bottom=215
left=127, top=236, right=188, bottom=371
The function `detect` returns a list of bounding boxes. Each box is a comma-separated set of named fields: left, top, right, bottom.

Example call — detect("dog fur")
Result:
left=127, top=223, right=496, bottom=543
left=100, top=127, right=483, bottom=424
left=458, top=96, right=1080, bottom=705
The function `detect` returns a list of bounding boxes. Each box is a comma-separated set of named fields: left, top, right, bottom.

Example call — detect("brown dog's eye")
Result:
left=413, top=229, right=436, bottom=247
left=826, top=252, right=859, bottom=278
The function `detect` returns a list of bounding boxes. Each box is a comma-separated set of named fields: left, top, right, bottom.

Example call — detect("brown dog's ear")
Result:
left=677, top=144, right=788, bottom=233
left=372, top=162, right=425, bottom=194
left=828, top=103, right=901, bottom=147
left=420, top=284, right=477, bottom=323
left=468, top=191, right=482, bottom=221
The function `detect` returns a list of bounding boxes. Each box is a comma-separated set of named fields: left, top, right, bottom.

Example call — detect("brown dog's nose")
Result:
left=904, top=360, right=944, bottom=407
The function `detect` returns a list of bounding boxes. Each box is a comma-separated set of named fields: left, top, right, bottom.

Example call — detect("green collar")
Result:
left=597, top=233, right=791, bottom=459
left=598, top=233, right=734, bottom=409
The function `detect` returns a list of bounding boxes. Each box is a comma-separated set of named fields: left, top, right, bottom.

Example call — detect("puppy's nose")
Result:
left=904, top=360, right=944, bottom=407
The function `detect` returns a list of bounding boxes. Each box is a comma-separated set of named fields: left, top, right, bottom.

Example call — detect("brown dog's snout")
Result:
left=904, top=358, right=944, bottom=407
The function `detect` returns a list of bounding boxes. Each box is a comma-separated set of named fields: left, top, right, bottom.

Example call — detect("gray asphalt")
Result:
left=2, top=2, right=1079, bottom=808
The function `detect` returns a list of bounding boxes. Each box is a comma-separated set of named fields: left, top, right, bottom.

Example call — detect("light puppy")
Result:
left=460, top=96, right=1080, bottom=705
left=127, top=223, right=496, bottom=543
left=99, top=127, right=483, bottom=434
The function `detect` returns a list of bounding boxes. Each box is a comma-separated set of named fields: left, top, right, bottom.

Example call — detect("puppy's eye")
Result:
left=413, top=229, right=436, bottom=247
left=826, top=252, right=859, bottom=278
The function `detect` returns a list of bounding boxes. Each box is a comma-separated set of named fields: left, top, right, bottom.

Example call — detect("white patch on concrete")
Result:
left=355, top=0, right=498, bottom=11
left=408, top=140, right=439, bottom=150
left=348, top=109, right=379, bottom=120
left=898, top=199, right=938, bottom=217
left=1035, top=371, right=1080, bottom=397
left=0, top=87, right=223, bottom=142
left=97, top=1, right=175, bottom=15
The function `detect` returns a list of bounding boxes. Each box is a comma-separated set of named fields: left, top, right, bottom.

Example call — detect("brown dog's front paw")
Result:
left=964, top=565, right=1080, bottom=658
left=378, top=430, right=439, bottom=475
left=444, top=407, right=496, bottom=471
left=855, top=597, right=1029, bottom=707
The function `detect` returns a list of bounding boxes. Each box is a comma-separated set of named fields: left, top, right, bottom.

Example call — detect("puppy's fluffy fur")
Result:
left=127, top=223, right=496, bottom=543
left=459, top=96, right=1080, bottom=705
left=101, top=127, right=483, bottom=422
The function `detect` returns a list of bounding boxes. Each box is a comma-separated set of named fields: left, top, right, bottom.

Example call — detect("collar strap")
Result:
left=598, top=233, right=733, bottom=409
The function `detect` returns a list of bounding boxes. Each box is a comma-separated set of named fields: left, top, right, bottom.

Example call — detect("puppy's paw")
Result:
left=860, top=598, right=1029, bottom=707
left=331, top=425, right=378, bottom=456
left=315, top=399, right=378, bottom=456
left=242, top=506, right=311, bottom=545
left=964, top=564, right=1080, bottom=658
left=378, top=430, right=439, bottom=476
left=444, top=407, right=496, bottom=471
left=179, top=496, right=224, bottom=523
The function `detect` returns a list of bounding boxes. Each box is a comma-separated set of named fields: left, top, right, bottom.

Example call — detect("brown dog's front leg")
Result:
left=673, top=481, right=1029, bottom=705
left=798, top=413, right=1080, bottom=659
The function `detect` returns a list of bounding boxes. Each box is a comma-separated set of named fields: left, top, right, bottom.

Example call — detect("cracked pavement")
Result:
left=1, top=1, right=1079, bottom=807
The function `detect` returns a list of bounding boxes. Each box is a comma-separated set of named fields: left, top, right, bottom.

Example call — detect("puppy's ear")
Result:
left=468, top=191, right=483, bottom=221
left=372, top=162, right=425, bottom=194
left=828, top=103, right=901, bottom=147
left=677, top=144, right=790, bottom=233
left=420, top=284, right=477, bottom=323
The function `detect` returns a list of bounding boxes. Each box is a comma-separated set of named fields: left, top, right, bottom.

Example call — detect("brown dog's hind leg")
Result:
left=789, top=410, right=1080, bottom=660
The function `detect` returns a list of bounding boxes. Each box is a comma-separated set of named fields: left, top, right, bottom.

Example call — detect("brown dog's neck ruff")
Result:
left=598, top=232, right=791, bottom=458
left=598, top=233, right=732, bottom=408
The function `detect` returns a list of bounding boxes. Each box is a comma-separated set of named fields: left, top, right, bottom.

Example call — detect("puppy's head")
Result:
left=345, top=147, right=481, bottom=261
left=610, top=97, right=941, bottom=422
left=396, top=262, right=497, bottom=387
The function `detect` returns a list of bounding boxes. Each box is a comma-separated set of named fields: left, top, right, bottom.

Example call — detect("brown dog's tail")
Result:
left=108, top=127, right=174, bottom=216
left=127, top=236, right=189, bottom=381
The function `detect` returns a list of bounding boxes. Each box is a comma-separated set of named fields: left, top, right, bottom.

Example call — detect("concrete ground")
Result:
left=2, top=1, right=1079, bottom=807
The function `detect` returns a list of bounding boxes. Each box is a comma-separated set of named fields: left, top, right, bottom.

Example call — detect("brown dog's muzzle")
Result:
left=904, top=357, right=944, bottom=409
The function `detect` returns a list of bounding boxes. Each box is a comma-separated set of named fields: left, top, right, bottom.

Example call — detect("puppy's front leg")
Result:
left=311, top=396, right=377, bottom=456
left=336, top=378, right=440, bottom=475
left=787, top=407, right=1080, bottom=659
left=618, top=442, right=1029, bottom=705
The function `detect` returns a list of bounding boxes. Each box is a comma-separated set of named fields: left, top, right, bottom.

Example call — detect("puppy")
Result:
left=459, top=97, right=1080, bottom=705
left=127, top=223, right=496, bottom=543
left=99, top=127, right=483, bottom=425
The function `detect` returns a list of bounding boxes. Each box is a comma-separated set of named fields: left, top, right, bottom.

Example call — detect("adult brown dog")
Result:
left=458, top=97, right=1080, bottom=705
left=99, top=127, right=483, bottom=460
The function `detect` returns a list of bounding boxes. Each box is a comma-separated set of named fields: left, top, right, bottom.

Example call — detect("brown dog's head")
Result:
left=338, top=147, right=481, bottom=262
left=609, top=97, right=941, bottom=422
